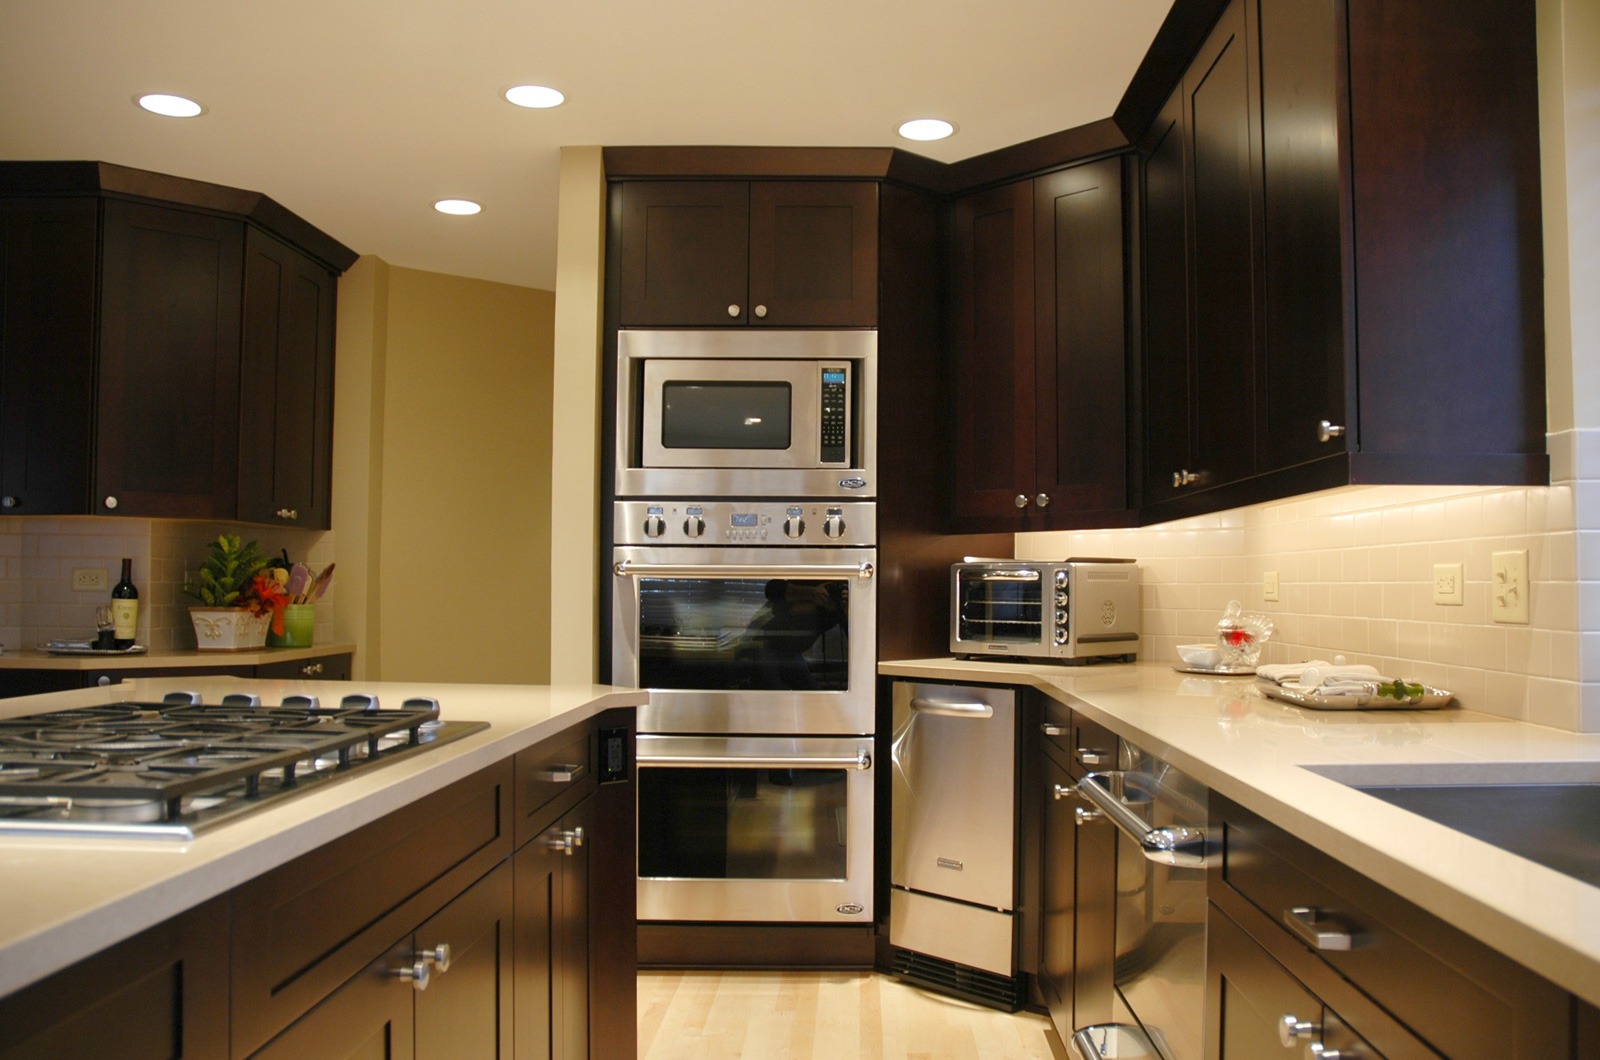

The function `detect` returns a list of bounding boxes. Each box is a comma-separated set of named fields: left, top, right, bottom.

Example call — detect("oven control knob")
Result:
left=643, top=514, right=666, bottom=538
left=783, top=515, right=806, bottom=539
left=684, top=515, right=705, bottom=538
left=822, top=513, right=845, bottom=539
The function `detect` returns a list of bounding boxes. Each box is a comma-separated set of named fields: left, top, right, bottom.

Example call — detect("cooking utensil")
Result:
left=305, top=563, right=335, bottom=603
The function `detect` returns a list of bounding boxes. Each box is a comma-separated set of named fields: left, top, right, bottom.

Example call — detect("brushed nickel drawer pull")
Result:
left=1284, top=905, right=1354, bottom=950
left=534, top=762, right=589, bottom=783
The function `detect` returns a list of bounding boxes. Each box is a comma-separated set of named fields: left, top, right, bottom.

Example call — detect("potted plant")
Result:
left=183, top=535, right=288, bottom=650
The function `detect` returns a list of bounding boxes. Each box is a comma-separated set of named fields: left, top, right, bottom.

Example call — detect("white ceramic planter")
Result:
left=189, top=608, right=271, bottom=651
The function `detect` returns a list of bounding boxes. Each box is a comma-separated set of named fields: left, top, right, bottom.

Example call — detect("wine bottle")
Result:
left=111, top=558, right=139, bottom=650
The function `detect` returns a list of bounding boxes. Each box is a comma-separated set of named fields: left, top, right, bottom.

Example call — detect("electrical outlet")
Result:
left=1492, top=549, right=1529, bottom=624
left=71, top=567, right=108, bottom=592
left=1432, top=562, right=1463, bottom=605
left=1263, top=570, right=1280, bottom=602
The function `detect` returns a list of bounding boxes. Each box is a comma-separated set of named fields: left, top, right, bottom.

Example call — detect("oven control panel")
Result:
left=614, top=500, right=876, bottom=547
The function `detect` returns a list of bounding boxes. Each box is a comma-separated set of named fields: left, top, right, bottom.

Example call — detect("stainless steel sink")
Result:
left=1306, top=762, right=1600, bottom=888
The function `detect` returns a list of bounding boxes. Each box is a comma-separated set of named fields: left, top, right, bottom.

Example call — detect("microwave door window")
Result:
left=637, top=576, right=850, bottom=692
left=661, top=382, right=793, bottom=451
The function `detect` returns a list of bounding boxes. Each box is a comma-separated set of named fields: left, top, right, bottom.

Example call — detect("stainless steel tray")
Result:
left=1172, top=663, right=1256, bottom=676
left=1256, top=679, right=1454, bottom=711
left=40, top=642, right=148, bottom=656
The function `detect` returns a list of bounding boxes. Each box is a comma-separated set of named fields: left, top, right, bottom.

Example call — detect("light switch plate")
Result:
left=1492, top=549, right=1529, bottom=624
left=1432, top=562, right=1463, bottom=605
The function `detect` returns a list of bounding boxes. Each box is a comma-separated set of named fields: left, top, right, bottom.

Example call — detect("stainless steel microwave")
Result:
left=615, top=329, right=877, bottom=498
left=950, top=559, right=1140, bottom=662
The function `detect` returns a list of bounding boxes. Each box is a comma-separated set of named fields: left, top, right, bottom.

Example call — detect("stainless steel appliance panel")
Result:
left=635, top=734, right=873, bottom=922
left=890, top=682, right=1016, bottom=909
left=890, top=888, right=1014, bottom=977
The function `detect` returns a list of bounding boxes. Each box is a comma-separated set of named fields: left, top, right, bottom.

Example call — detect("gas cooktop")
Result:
left=0, top=692, right=487, bottom=839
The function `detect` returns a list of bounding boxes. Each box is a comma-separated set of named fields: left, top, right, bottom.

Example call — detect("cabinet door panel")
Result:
left=513, top=798, right=592, bottom=1060
left=1208, top=903, right=1325, bottom=1060
left=1185, top=0, right=1256, bottom=491
left=949, top=181, right=1035, bottom=528
left=749, top=181, right=877, bottom=326
left=1038, top=750, right=1077, bottom=1043
left=1034, top=157, right=1128, bottom=519
left=618, top=182, right=749, bottom=326
left=415, top=861, right=513, bottom=1059
left=239, top=227, right=337, bottom=528
left=1141, top=92, right=1191, bottom=505
left=97, top=199, right=243, bottom=517
left=0, top=199, right=96, bottom=514
left=251, top=939, right=415, bottom=1060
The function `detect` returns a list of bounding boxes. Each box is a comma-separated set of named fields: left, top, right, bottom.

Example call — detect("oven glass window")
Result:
left=638, top=765, right=849, bottom=880
left=660, top=381, right=792, bottom=450
left=955, top=570, right=1043, bottom=644
left=638, top=577, right=849, bottom=691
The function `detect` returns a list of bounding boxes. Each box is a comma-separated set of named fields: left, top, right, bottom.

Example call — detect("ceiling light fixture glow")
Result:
left=137, top=93, right=204, bottom=118
left=504, top=85, right=565, bottom=109
left=897, top=118, right=955, bottom=142
left=434, top=199, right=483, bottom=216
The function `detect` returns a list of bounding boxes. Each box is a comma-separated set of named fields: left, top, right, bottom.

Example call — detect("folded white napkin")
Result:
left=1259, top=660, right=1393, bottom=696
left=1255, top=660, right=1329, bottom=684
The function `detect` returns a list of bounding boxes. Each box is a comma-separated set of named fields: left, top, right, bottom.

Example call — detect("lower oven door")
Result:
left=636, top=734, right=874, bottom=923
left=613, top=545, right=877, bottom=735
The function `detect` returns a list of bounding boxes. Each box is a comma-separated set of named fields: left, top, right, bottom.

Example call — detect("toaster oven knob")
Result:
left=822, top=513, right=845, bottom=539
left=683, top=515, right=705, bottom=538
left=1054, top=628, right=1069, bottom=645
left=643, top=514, right=666, bottom=538
left=1055, top=569, right=1068, bottom=587
left=1056, top=591, right=1068, bottom=606
left=1056, top=608, right=1068, bottom=625
left=783, top=514, right=806, bottom=539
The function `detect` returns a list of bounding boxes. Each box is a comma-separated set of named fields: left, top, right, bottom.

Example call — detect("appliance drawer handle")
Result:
left=1078, top=771, right=1210, bottom=867
left=973, top=568, right=1040, bottom=582
left=638, top=749, right=872, bottom=771
left=909, top=696, right=994, bottom=719
left=615, top=560, right=875, bottom=580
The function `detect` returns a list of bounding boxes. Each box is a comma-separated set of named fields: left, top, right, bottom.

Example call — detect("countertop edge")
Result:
left=0, top=643, right=357, bottom=670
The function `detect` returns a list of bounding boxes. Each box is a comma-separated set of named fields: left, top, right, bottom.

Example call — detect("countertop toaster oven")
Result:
left=950, top=559, right=1140, bottom=662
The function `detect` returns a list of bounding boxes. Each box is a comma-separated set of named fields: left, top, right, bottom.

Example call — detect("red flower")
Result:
left=246, top=573, right=291, bottom=635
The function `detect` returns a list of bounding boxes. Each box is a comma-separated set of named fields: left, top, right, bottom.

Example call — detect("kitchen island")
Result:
left=0, top=675, right=646, bottom=1057
left=881, top=658, right=1600, bottom=1017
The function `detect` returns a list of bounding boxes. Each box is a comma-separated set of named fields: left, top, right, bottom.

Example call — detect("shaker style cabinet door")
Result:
left=95, top=198, right=244, bottom=518
left=238, top=227, right=338, bottom=529
left=513, top=796, right=594, bottom=1060
left=617, top=181, right=750, bottom=326
left=747, top=181, right=877, bottom=327
left=413, top=861, right=514, bottom=1059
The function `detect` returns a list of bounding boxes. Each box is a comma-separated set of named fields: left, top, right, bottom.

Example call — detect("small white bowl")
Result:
left=1176, top=643, right=1222, bottom=669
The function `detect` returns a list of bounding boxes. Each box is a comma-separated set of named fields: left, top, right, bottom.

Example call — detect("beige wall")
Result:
left=335, top=259, right=556, bottom=683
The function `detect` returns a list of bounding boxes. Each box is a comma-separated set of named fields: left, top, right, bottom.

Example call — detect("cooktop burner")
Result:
left=0, top=692, right=487, bottom=838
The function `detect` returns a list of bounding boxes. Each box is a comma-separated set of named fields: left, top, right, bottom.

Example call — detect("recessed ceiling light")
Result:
left=136, top=93, right=204, bottom=118
left=434, top=199, right=483, bottom=216
left=504, top=85, right=565, bottom=109
left=898, top=118, right=956, bottom=142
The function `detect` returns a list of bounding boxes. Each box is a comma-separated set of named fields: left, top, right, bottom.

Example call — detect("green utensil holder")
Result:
left=268, top=604, right=315, bottom=648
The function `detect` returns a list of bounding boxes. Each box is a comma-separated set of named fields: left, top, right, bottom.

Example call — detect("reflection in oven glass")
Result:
left=638, top=766, right=849, bottom=881
left=638, top=577, right=849, bottom=692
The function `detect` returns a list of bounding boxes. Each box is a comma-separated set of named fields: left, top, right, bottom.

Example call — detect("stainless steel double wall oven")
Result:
left=612, top=329, right=879, bottom=926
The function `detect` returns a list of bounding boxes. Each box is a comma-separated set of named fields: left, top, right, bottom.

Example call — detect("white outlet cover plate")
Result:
left=1432, top=562, right=1463, bottom=605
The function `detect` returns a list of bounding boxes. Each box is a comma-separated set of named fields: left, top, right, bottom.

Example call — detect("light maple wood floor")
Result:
left=637, top=970, right=1060, bottom=1060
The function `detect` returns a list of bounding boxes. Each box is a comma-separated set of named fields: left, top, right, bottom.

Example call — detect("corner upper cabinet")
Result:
left=1138, top=0, right=1546, bottom=521
left=616, top=180, right=878, bottom=327
left=949, top=157, right=1131, bottom=533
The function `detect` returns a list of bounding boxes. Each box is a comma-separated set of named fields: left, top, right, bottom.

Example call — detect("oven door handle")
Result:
left=637, top=748, right=873, bottom=771
left=615, top=560, right=874, bottom=580
left=1079, top=771, right=1210, bottom=867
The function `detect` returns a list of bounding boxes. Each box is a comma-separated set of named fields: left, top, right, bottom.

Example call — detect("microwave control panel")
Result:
left=614, top=500, right=876, bottom=548
left=820, top=366, right=848, bottom=464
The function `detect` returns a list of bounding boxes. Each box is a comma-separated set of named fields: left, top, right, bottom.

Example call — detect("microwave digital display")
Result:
left=661, top=381, right=792, bottom=450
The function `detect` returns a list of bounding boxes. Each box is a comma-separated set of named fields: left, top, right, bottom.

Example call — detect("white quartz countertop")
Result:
left=0, top=675, right=646, bottom=999
left=881, top=657, right=1600, bottom=1009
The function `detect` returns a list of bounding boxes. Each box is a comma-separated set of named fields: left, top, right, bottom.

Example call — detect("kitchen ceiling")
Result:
left=0, top=0, right=1173, bottom=290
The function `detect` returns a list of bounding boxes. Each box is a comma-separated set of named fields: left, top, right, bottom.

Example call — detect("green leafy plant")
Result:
left=184, top=534, right=271, bottom=607
left=1376, top=679, right=1426, bottom=701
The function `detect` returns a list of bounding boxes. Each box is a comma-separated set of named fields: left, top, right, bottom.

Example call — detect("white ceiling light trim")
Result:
left=136, top=93, right=205, bottom=118
left=434, top=199, right=483, bottom=216
left=504, top=85, right=565, bottom=109
left=897, top=118, right=956, bottom=141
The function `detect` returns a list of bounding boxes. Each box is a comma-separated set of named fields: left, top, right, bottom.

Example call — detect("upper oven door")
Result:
left=615, top=328, right=877, bottom=499
left=612, top=544, right=877, bottom=735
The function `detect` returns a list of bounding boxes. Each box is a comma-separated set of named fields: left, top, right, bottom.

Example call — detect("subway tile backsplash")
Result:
left=1017, top=431, right=1600, bottom=733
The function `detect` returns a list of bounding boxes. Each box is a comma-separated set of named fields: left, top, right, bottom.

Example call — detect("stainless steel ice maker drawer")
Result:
left=889, top=889, right=1014, bottom=977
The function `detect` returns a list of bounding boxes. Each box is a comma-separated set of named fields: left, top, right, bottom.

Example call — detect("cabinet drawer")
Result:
left=514, top=726, right=596, bottom=847
left=1215, top=795, right=1570, bottom=1058
left=230, top=759, right=513, bottom=1055
left=255, top=651, right=353, bottom=681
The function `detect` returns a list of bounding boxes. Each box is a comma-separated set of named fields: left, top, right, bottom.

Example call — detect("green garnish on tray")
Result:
left=1376, top=679, right=1426, bottom=700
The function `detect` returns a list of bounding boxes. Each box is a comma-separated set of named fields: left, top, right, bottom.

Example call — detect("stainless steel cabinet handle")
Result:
left=910, top=696, right=994, bottom=719
left=275, top=507, right=299, bottom=520
left=1077, top=748, right=1113, bottom=768
left=1074, top=805, right=1102, bottom=826
left=533, top=762, right=588, bottom=783
left=1172, top=470, right=1200, bottom=488
left=727, top=304, right=741, bottom=318
left=639, top=749, right=872, bottom=770
left=394, top=959, right=431, bottom=990
left=1077, top=772, right=1211, bottom=866
left=1307, top=1044, right=1344, bottom=1059
left=1035, top=493, right=1051, bottom=508
left=301, top=663, right=324, bottom=676
left=1014, top=493, right=1030, bottom=508
left=1039, top=723, right=1067, bottom=737
left=1317, top=420, right=1347, bottom=443
left=1052, top=783, right=1075, bottom=800
left=754, top=304, right=768, bottom=318
left=544, top=825, right=586, bottom=856
left=1280, top=1014, right=1319, bottom=1048
left=615, top=560, right=874, bottom=580
left=1284, top=906, right=1354, bottom=950
left=418, top=943, right=451, bottom=972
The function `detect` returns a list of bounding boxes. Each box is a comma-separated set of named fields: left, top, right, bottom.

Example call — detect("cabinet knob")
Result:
left=1014, top=494, right=1030, bottom=508
left=1279, top=1014, right=1320, bottom=1048
left=1073, top=805, right=1103, bottom=826
left=1307, top=1045, right=1344, bottom=1060
left=1, top=496, right=16, bottom=508
left=417, top=942, right=451, bottom=973
left=544, top=825, right=586, bottom=856
left=97, top=675, right=112, bottom=687
left=394, top=959, right=431, bottom=991
left=727, top=304, right=741, bottom=318
left=1035, top=493, right=1051, bottom=508
left=1051, top=783, right=1075, bottom=801
left=275, top=508, right=299, bottom=520
left=301, top=663, right=324, bottom=676
left=103, top=496, right=119, bottom=509
left=754, top=304, right=768, bottom=318
left=1317, top=420, right=1347, bottom=443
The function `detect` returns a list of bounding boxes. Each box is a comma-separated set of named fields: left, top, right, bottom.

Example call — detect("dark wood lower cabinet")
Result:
left=513, top=796, right=594, bottom=1060
left=0, top=651, right=355, bottom=699
left=414, top=860, right=514, bottom=1058
left=252, top=939, right=416, bottom=1060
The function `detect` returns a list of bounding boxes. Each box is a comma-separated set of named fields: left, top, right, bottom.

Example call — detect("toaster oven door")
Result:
left=950, top=566, right=1053, bottom=656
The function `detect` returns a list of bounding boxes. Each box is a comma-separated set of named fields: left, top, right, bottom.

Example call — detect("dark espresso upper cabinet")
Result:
left=949, top=157, right=1131, bottom=533
left=0, top=162, right=355, bottom=525
left=1138, top=0, right=1546, bottom=522
left=617, top=180, right=878, bottom=327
